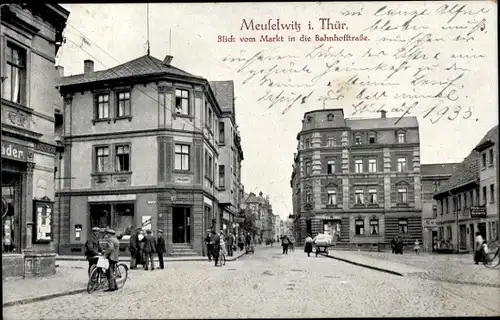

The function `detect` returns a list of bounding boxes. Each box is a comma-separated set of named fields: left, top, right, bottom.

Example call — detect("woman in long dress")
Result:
left=304, top=234, right=313, bottom=257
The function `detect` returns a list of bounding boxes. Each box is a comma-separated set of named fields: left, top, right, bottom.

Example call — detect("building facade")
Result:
left=1, top=3, right=69, bottom=279
left=291, top=109, right=422, bottom=247
left=242, top=191, right=276, bottom=242
left=420, top=163, right=458, bottom=252
left=433, top=125, right=498, bottom=252
left=55, top=54, right=243, bottom=257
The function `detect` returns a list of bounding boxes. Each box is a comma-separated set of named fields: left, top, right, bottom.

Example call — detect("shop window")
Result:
left=355, top=219, right=365, bottom=235
left=113, top=203, right=134, bottom=234
left=2, top=172, right=21, bottom=253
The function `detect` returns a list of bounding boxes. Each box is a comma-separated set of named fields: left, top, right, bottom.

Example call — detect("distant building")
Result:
left=242, top=191, right=274, bottom=241
left=420, top=163, right=459, bottom=252
left=55, top=54, right=243, bottom=257
left=1, top=3, right=69, bottom=279
left=433, top=125, right=498, bottom=252
left=291, top=109, right=422, bottom=248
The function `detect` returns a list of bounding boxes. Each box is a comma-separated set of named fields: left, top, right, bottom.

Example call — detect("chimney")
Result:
left=84, top=59, right=94, bottom=74
left=55, top=65, right=64, bottom=78
left=163, top=55, right=173, bottom=66
left=380, top=110, right=387, bottom=118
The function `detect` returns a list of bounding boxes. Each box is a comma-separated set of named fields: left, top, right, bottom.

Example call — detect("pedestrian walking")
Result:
left=414, top=239, right=421, bottom=255
left=304, top=234, right=313, bottom=257
left=103, top=228, right=119, bottom=292
left=143, top=229, right=157, bottom=271
left=391, top=236, right=397, bottom=254
left=474, top=232, right=485, bottom=264
left=225, top=232, right=234, bottom=256
left=129, top=227, right=140, bottom=269
left=84, top=227, right=102, bottom=275
left=205, top=230, right=213, bottom=261
left=281, top=235, right=290, bottom=255
left=212, top=230, right=221, bottom=267
left=157, top=230, right=166, bottom=269
left=395, top=236, right=404, bottom=254
left=238, top=233, right=245, bottom=251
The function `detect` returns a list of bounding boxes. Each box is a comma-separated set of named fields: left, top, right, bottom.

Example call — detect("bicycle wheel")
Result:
left=87, top=267, right=104, bottom=294
left=485, top=252, right=500, bottom=268
left=115, top=263, right=129, bottom=289
left=88, top=264, right=97, bottom=278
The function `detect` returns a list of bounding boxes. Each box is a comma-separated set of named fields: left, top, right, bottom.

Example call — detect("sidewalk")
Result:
left=325, top=250, right=500, bottom=287
left=3, top=250, right=246, bottom=307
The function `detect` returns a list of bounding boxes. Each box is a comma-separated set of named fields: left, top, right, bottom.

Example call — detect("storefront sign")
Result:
left=142, top=216, right=152, bottom=230
left=88, top=194, right=136, bottom=202
left=424, top=218, right=437, bottom=228
left=175, top=175, right=192, bottom=184
left=1, top=141, right=33, bottom=162
left=470, top=206, right=487, bottom=218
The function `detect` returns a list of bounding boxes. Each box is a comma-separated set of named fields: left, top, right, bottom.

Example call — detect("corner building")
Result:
left=55, top=55, right=243, bottom=257
left=291, top=109, right=422, bottom=247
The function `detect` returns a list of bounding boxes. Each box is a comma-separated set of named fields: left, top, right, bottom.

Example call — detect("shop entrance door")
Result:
left=172, top=207, right=191, bottom=243
left=459, top=224, right=467, bottom=251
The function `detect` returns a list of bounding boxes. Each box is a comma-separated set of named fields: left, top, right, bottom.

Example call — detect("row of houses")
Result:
left=241, top=191, right=282, bottom=242
left=289, top=108, right=499, bottom=252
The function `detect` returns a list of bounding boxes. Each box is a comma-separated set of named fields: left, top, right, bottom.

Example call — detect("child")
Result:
left=414, top=239, right=421, bottom=255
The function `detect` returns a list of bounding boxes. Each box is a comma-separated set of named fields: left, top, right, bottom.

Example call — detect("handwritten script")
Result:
left=221, top=3, right=495, bottom=124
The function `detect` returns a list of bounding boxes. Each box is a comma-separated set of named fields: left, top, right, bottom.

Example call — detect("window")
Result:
left=397, top=188, right=408, bottom=204
left=464, top=192, right=468, bottom=209
left=445, top=197, right=449, bottom=213
left=355, top=190, right=364, bottom=205
left=397, top=157, right=407, bottom=172
left=305, top=161, right=311, bottom=176
left=397, top=132, right=406, bottom=143
left=116, top=91, right=131, bottom=117
left=174, top=144, right=190, bottom=171
left=3, top=43, right=26, bottom=104
left=369, top=134, right=376, bottom=144
left=439, top=199, right=444, bottom=215
left=368, top=189, right=377, bottom=204
left=398, top=219, right=408, bottom=234
left=218, top=165, right=225, bottom=188
left=355, top=219, right=365, bottom=235
left=327, top=190, right=336, bottom=205
left=489, top=149, right=494, bottom=166
left=305, top=190, right=312, bottom=204
left=115, top=145, right=130, bottom=172
left=96, top=94, right=110, bottom=119
left=490, top=184, right=495, bottom=203
left=482, top=153, right=487, bottom=168
left=354, top=134, right=362, bottom=145
left=205, top=151, right=213, bottom=180
left=452, top=197, right=457, bottom=212
left=175, top=89, right=190, bottom=115
left=368, top=159, right=377, bottom=173
left=370, top=219, right=379, bottom=235
left=327, top=113, right=334, bottom=121
left=482, top=186, right=487, bottom=205
left=219, top=122, right=225, bottom=144
left=95, top=146, right=110, bottom=172
left=355, top=159, right=363, bottom=173
left=205, top=103, right=213, bottom=130
left=327, top=136, right=336, bottom=147
left=305, top=138, right=311, bottom=149
left=327, top=160, right=335, bottom=174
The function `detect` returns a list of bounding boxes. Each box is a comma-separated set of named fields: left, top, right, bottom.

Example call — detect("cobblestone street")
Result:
left=4, top=247, right=500, bottom=319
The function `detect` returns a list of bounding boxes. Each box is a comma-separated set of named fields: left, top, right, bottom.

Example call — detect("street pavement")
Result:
left=3, top=246, right=500, bottom=318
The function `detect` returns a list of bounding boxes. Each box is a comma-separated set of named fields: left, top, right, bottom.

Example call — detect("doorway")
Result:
left=459, top=224, right=467, bottom=250
left=478, top=222, right=487, bottom=240
left=469, top=223, right=475, bottom=250
left=172, top=207, right=191, bottom=243
left=431, top=230, right=438, bottom=252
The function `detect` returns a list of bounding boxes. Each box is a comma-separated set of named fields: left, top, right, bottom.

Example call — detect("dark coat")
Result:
left=281, top=236, right=290, bottom=246
left=84, top=237, right=102, bottom=259
left=104, top=236, right=120, bottom=262
left=157, top=236, right=166, bottom=254
left=237, top=235, right=244, bottom=244
left=129, top=233, right=139, bottom=254
left=226, top=234, right=234, bottom=246
left=213, top=234, right=221, bottom=249
left=143, top=234, right=157, bottom=253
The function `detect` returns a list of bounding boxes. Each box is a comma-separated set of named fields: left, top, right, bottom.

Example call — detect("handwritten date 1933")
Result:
left=422, top=104, right=474, bottom=124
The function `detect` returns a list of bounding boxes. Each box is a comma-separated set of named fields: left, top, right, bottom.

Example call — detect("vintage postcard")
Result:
left=1, top=1, right=498, bottom=318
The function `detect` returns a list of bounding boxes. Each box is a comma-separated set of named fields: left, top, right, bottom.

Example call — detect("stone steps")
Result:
left=171, top=243, right=199, bottom=257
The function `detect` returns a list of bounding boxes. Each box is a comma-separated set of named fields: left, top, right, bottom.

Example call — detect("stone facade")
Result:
left=291, top=109, right=422, bottom=246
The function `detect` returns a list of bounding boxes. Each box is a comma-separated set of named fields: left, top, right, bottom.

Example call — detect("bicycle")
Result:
left=484, top=245, right=500, bottom=269
left=87, top=257, right=129, bottom=293
left=218, top=248, right=226, bottom=267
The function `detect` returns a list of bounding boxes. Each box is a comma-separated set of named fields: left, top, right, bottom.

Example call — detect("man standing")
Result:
left=281, top=235, right=290, bottom=255
left=143, top=229, right=157, bottom=271
left=212, top=230, right=221, bottom=267
left=238, top=232, right=245, bottom=251
left=157, top=230, right=166, bottom=269
left=129, top=227, right=140, bottom=269
left=205, top=229, right=213, bottom=261
left=104, top=228, right=119, bottom=292
left=225, top=232, right=234, bottom=257
left=84, top=227, right=102, bottom=275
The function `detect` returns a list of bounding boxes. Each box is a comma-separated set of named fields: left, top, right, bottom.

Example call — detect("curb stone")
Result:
left=4, top=252, right=247, bottom=308
left=322, top=253, right=405, bottom=277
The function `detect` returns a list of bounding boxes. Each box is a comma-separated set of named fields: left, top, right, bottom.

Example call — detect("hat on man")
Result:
left=91, top=227, right=100, bottom=231
left=105, top=228, right=116, bottom=235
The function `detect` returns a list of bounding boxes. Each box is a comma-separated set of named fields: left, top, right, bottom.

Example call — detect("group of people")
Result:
left=204, top=230, right=253, bottom=266
left=128, top=228, right=167, bottom=270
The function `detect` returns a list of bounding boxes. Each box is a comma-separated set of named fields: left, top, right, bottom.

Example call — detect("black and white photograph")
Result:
left=1, top=1, right=499, bottom=318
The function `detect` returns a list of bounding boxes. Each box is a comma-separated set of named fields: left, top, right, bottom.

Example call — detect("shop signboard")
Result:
left=1, top=141, right=34, bottom=162
left=470, top=206, right=487, bottom=218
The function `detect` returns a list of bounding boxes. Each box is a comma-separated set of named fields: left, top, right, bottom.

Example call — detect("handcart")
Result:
left=313, top=243, right=333, bottom=256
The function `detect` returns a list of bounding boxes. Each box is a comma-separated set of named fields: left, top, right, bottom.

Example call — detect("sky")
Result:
left=58, top=2, right=498, bottom=221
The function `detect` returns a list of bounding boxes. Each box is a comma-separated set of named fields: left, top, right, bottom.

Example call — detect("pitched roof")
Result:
left=433, top=126, right=498, bottom=197
left=421, top=163, right=460, bottom=177
left=209, top=81, right=235, bottom=113
left=58, top=55, right=203, bottom=87
left=474, top=125, right=498, bottom=150
left=346, top=116, right=419, bottom=130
